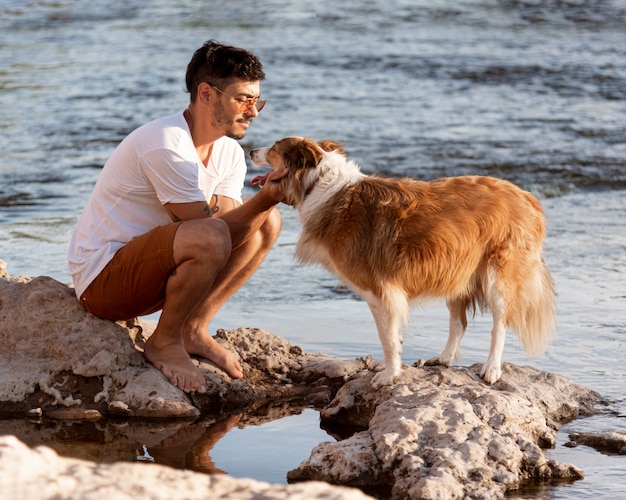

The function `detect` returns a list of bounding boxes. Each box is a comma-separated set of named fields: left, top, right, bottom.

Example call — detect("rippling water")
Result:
left=1, top=1, right=625, bottom=498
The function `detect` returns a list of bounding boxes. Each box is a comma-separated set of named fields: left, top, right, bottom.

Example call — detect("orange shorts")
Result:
left=80, top=222, right=181, bottom=321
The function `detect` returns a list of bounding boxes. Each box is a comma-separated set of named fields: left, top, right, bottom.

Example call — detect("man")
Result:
left=68, top=40, right=287, bottom=394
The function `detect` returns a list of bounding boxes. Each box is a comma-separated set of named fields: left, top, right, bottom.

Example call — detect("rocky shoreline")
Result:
left=0, top=263, right=613, bottom=499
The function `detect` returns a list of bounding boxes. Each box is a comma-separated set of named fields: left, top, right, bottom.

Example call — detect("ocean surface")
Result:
left=1, top=0, right=625, bottom=497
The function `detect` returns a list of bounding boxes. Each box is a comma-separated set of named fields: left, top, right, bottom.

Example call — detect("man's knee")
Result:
left=175, top=218, right=232, bottom=266
left=203, top=218, right=232, bottom=264
left=261, top=207, right=282, bottom=241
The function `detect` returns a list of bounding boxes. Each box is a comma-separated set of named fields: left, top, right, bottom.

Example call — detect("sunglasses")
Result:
left=209, top=84, right=267, bottom=113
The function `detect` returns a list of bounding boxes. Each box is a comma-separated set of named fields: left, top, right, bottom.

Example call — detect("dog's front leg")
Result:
left=364, top=294, right=404, bottom=389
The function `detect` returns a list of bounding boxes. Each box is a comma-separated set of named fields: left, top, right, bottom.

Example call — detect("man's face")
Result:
left=210, top=80, right=263, bottom=140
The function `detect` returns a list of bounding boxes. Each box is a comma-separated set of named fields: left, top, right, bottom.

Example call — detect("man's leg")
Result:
left=143, top=218, right=232, bottom=393
left=181, top=207, right=282, bottom=378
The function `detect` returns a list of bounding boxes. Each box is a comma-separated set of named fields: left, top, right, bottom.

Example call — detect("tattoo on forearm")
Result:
left=209, top=195, right=220, bottom=215
left=166, top=200, right=215, bottom=221
left=167, top=210, right=182, bottom=222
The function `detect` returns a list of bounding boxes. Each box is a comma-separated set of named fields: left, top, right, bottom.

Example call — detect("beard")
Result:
left=212, top=100, right=250, bottom=140
left=225, top=125, right=247, bottom=140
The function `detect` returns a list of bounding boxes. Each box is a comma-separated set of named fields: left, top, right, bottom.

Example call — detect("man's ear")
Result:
left=196, top=82, right=212, bottom=104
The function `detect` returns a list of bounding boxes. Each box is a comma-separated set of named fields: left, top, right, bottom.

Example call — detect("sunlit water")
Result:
left=1, top=1, right=625, bottom=497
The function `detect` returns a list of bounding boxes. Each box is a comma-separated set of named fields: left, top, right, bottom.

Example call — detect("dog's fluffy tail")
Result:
left=506, top=259, right=557, bottom=356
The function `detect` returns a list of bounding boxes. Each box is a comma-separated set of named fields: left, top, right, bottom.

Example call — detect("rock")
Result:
left=567, top=430, right=626, bottom=455
left=288, top=363, right=599, bottom=499
left=0, top=268, right=606, bottom=498
left=0, top=275, right=198, bottom=419
left=0, top=435, right=374, bottom=500
left=0, top=274, right=366, bottom=419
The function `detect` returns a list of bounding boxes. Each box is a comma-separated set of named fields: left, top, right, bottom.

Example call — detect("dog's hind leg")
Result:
left=424, top=297, right=468, bottom=368
left=480, top=272, right=507, bottom=384
left=363, top=287, right=408, bottom=389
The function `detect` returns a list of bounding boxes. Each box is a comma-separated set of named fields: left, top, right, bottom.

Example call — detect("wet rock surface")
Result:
left=0, top=267, right=608, bottom=498
left=566, top=430, right=626, bottom=455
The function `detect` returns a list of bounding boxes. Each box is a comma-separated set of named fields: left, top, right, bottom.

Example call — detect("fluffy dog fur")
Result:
left=250, top=137, right=556, bottom=388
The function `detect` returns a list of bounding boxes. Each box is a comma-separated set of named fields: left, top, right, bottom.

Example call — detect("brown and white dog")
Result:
left=250, top=137, right=556, bottom=388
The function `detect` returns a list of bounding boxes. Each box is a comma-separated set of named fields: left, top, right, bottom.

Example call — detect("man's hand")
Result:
left=255, top=168, right=290, bottom=205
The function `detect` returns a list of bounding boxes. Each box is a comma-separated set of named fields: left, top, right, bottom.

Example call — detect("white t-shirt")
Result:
left=68, top=110, right=246, bottom=298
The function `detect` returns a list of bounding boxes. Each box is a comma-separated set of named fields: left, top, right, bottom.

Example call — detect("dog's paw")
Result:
left=370, top=368, right=399, bottom=389
left=480, top=360, right=502, bottom=385
left=422, top=356, right=452, bottom=368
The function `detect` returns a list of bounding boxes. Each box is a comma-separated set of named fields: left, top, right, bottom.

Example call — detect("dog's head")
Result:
left=250, top=137, right=345, bottom=206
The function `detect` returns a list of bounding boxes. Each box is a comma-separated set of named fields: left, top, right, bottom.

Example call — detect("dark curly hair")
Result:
left=185, top=40, right=265, bottom=101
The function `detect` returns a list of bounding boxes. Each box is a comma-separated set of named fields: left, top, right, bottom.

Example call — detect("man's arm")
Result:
left=164, top=168, right=289, bottom=249
left=164, top=194, right=241, bottom=222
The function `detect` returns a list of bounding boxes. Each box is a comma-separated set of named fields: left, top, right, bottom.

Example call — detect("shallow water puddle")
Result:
left=0, top=405, right=333, bottom=485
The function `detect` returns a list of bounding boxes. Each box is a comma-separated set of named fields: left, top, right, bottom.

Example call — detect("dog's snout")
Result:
left=250, top=147, right=270, bottom=166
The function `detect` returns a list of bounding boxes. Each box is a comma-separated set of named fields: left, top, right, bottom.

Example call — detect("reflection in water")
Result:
left=141, top=414, right=242, bottom=474
left=0, top=404, right=335, bottom=482
left=136, top=444, right=154, bottom=462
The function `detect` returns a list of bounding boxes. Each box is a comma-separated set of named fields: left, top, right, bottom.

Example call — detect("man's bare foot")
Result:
left=144, top=336, right=207, bottom=394
left=183, top=328, right=244, bottom=379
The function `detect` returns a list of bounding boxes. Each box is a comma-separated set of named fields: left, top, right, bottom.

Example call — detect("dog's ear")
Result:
left=283, top=138, right=325, bottom=170
left=318, top=139, right=346, bottom=157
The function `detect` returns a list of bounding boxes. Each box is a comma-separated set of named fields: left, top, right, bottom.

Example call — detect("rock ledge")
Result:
left=0, top=268, right=605, bottom=499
